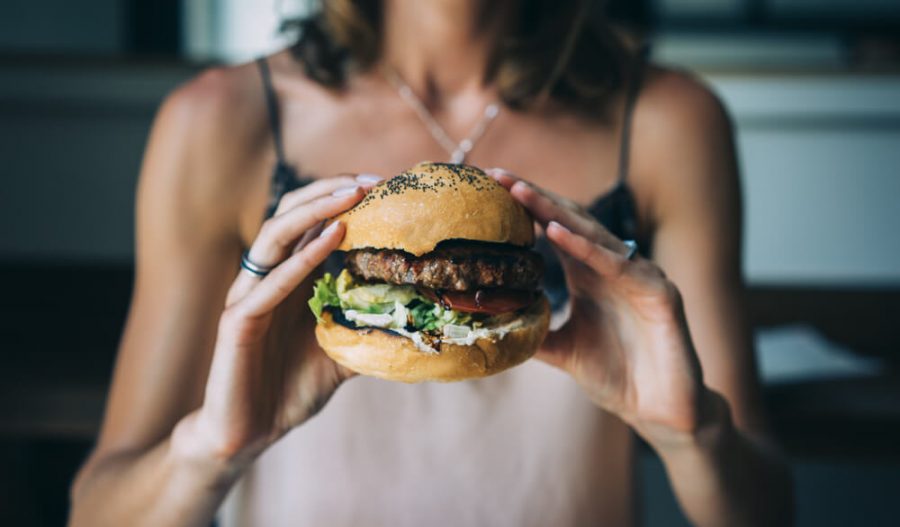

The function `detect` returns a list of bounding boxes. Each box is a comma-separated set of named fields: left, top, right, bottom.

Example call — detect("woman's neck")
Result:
left=380, top=0, right=511, bottom=105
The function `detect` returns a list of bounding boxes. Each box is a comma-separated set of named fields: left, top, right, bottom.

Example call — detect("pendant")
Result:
left=451, top=139, right=473, bottom=164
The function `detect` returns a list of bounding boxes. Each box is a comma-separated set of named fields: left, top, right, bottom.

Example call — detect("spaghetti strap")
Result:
left=256, top=57, right=288, bottom=166
left=616, top=45, right=651, bottom=184
left=256, top=57, right=307, bottom=218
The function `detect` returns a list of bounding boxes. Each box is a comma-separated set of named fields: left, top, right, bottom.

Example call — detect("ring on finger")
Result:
left=623, top=240, right=639, bottom=260
left=240, top=251, right=275, bottom=278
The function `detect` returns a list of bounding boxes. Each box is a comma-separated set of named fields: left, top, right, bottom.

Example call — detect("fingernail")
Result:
left=485, top=167, right=506, bottom=176
left=548, top=221, right=570, bottom=233
left=319, top=220, right=341, bottom=238
left=511, top=179, right=531, bottom=190
left=332, top=185, right=360, bottom=197
left=356, top=173, right=383, bottom=184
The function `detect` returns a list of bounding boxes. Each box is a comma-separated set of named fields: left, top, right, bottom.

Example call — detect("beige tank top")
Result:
left=218, top=360, right=636, bottom=526
left=228, top=50, right=651, bottom=526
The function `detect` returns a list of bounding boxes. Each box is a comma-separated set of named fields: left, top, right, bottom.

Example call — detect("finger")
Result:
left=247, top=186, right=364, bottom=268
left=546, top=221, right=627, bottom=279
left=485, top=169, right=584, bottom=240
left=227, top=188, right=362, bottom=306
left=487, top=168, right=584, bottom=214
left=510, top=180, right=598, bottom=239
left=226, top=267, right=260, bottom=308
left=293, top=221, right=325, bottom=253
left=484, top=167, right=518, bottom=190
left=226, top=230, right=328, bottom=307
left=549, top=221, right=673, bottom=309
left=510, top=180, right=627, bottom=253
left=274, top=173, right=382, bottom=216
left=239, top=221, right=345, bottom=318
left=274, top=175, right=356, bottom=217
left=533, top=323, right=575, bottom=373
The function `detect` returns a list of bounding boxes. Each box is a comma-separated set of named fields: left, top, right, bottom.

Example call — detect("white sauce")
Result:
left=344, top=309, right=526, bottom=355
left=390, top=328, right=441, bottom=355
left=344, top=310, right=393, bottom=328
left=442, top=318, right=524, bottom=347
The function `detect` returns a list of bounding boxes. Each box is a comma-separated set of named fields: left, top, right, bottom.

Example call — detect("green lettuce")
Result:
left=337, top=281, right=417, bottom=314
left=409, top=302, right=472, bottom=331
left=308, top=272, right=339, bottom=322
left=308, top=269, right=473, bottom=332
left=410, top=302, right=441, bottom=331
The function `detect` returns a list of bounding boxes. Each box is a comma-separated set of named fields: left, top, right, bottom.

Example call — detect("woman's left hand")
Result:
left=489, top=169, right=715, bottom=445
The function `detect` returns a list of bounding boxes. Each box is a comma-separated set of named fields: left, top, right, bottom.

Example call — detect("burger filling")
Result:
left=344, top=241, right=542, bottom=291
left=308, top=242, right=544, bottom=354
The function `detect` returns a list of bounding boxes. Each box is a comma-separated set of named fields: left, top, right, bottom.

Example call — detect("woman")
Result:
left=69, top=0, right=792, bottom=525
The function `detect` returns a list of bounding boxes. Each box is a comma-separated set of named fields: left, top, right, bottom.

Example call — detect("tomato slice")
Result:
left=439, top=289, right=536, bottom=314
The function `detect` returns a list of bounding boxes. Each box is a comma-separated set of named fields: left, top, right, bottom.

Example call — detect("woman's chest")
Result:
left=283, top=100, right=624, bottom=206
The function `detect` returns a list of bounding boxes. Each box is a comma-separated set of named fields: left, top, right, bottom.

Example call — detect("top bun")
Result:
left=334, top=162, right=535, bottom=256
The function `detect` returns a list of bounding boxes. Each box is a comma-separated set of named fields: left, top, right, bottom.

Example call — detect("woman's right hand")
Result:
left=173, top=175, right=379, bottom=468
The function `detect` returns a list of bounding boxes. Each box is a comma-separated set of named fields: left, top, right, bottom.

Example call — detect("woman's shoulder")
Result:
left=157, top=60, right=269, bottom=159
left=635, top=65, right=732, bottom=146
left=628, top=64, right=736, bottom=209
left=156, top=50, right=332, bottom=168
left=622, top=64, right=739, bottom=233
left=145, top=52, right=324, bottom=217
left=140, top=63, right=266, bottom=225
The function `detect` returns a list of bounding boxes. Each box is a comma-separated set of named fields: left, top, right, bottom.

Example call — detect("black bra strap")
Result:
left=256, top=57, right=288, bottom=166
left=617, top=45, right=651, bottom=184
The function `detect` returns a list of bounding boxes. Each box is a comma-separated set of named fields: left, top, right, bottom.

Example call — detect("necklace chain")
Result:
left=384, top=67, right=500, bottom=164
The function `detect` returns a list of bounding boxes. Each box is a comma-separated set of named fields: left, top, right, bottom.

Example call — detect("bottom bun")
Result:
left=315, top=297, right=550, bottom=383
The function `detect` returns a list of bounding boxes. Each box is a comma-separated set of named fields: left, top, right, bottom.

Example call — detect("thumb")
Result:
left=533, top=321, right=574, bottom=372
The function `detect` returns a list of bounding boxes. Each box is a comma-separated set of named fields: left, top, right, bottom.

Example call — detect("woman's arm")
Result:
left=69, top=68, right=263, bottom=525
left=637, top=70, right=792, bottom=526
left=69, top=420, right=243, bottom=526
left=69, top=66, right=369, bottom=526
left=489, top=69, right=792, bottom=527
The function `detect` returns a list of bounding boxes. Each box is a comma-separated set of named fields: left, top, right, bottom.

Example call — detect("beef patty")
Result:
left=344, top=242, right=543, bottom=291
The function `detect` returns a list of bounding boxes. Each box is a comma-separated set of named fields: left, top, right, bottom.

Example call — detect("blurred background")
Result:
left=1, top=0, right=899, bottom=525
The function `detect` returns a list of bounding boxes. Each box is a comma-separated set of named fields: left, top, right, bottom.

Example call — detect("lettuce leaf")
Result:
left=338, top=282, right=417, bottom=313
left=410, top=302, right=441, bottom=331
left=309, top=269, right=474, bottom=332
left=409, top=301, right=472, bottom=331
left=308, top=272, right=340, bottom=322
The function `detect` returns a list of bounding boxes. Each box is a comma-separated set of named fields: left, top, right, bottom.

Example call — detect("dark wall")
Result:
left=0, top=60, right=196, bottom=262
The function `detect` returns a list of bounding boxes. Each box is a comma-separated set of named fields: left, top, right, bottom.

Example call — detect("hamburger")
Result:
left=308, top=162, right=550, bottom=382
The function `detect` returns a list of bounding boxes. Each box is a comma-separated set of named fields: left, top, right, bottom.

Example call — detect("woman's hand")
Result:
left=175, top=175, right=379, bottom=467
left=489, top=169, right=714, bottom=446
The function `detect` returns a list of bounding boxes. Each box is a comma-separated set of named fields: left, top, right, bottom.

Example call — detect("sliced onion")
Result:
left=442, top=324, right=471, bottom=339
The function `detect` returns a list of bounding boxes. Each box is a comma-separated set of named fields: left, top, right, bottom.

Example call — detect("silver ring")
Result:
left=623, top=240, right=639, bottom=260
left=240, top=252, right=274, bottom=278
